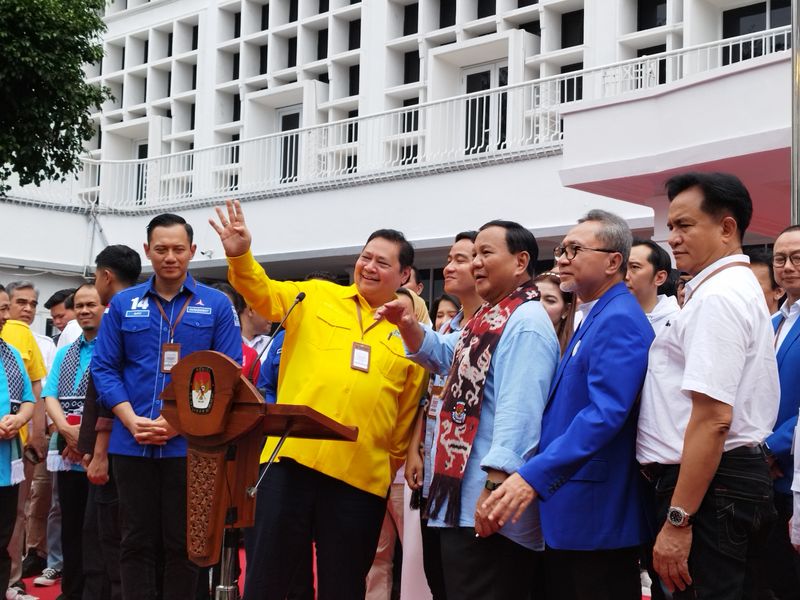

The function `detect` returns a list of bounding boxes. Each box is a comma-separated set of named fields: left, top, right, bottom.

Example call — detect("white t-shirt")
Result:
left=647, top=294, right=680, bottom=337
left=776, top=300, right=800, bottom=351
left=56, top=319, right=82, bottom=350
left=243, top=334, right=271, bottom=363
left=637, top=255, right=780, bottom=464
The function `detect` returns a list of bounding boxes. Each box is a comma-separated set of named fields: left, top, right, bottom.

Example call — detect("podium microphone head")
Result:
left=296, top=292, right=306, bottom=302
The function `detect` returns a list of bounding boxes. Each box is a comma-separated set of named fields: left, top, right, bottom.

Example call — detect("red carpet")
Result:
left=20, top=573, right=61, bottom=600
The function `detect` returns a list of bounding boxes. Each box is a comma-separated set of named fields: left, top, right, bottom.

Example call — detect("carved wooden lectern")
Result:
left=161, top=351, right=358, bottom=599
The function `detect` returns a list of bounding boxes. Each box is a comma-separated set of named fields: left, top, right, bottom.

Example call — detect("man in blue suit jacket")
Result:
left=760, top=225, right=800, bottom=598
left=484, top=209, right=653, bottom=599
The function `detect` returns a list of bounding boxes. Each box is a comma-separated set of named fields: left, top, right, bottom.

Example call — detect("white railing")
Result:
left=3, top=25, right=790, bottom=214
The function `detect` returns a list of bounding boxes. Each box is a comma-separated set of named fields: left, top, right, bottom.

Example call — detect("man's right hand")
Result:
left=404, top=447, right=424, bottom=490
left=209, top=200, right=252, bottom=257
left=87, top=452, right=110, bottom=485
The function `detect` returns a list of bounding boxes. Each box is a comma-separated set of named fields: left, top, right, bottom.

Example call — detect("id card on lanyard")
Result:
left=154, top=295, right=193, bottom=373
left=352, top=299, right=382, bottom=373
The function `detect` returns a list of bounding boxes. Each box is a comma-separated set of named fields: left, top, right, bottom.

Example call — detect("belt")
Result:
left=639, top=444, right=767, bottom=484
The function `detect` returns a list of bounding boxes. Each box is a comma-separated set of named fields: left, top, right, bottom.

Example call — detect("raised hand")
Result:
left=209, top=200, right=252, bottom=258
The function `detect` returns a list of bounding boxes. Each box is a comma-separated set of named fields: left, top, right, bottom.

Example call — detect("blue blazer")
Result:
left=518, top=282, right=654, bottom=550
left=768, top=313, right=800, bottom=495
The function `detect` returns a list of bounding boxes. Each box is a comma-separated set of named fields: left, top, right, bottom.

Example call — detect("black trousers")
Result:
left=94, top=461, right=123, bottom=600
left=243, top=460, right=386, bottom=600
left=751, top=491, right=800, bottom=600
left=544, top=546, right=641, bottom=600
left=113, top=455, right=197, bottom=600
left=439, top=527, right=542, bottom=600
left=58, top=470, right=88, bottom=600
left=0, top=485, right=17, bottom=593
left=419, top=507, right=447, bottom=600
left=653, top=449, right=776, bottom=600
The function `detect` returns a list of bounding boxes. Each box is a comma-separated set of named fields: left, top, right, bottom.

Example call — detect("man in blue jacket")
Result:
left=760, top=224, right=800, bottom=599
left=91, top=214, right=242, bottom=600
left=483, top=209, right=654, bottom=599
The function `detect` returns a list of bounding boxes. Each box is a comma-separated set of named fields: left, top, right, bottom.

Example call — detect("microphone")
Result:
left=248, top=292, right=306, bottom=380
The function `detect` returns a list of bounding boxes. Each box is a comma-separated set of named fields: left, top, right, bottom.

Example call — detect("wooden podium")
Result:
left=160, top=351, right=358, bottom=598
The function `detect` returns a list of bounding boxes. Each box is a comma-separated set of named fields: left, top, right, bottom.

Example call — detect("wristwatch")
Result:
left=484, top=480, right=502, bottom=492
left=667, top=506, right=694, bottom=528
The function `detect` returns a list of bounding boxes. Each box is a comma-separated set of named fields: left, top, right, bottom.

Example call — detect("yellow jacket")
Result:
left=228, top=251, right=427, bottom=497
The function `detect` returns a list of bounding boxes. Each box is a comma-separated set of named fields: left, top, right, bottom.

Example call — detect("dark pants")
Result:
left=94, top=461, right=122, bottom=600
left=58, top=470, right=88, bottom=600
left=243, top=460, right=386, bottom=600
left=419, top=507, right=447, bottom=600
left=748, top=491, right=800, bottom=600
left=0, top=485, right=18, bottom=593
left=113, top=455, right=197, bottom=600
left=653, top=448, right=776, bottom=600
left=543, top=545, right=641, bottom=600
left=439, top=527, right=541, bottom=600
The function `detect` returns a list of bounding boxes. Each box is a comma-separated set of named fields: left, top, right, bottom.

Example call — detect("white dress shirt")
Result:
left=775, top=300, right=800, bottom=351
left=637, top=255, right=780, bottom=464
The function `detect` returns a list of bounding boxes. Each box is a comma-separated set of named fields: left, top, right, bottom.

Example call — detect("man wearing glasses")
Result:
left=763, top=226, right=800, bottom=597
left=483, top=209, right=654, bottom=599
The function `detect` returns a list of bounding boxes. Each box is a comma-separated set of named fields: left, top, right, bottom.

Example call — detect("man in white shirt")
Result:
left=637, top=172, right=779, bottom=599
left=625, top=239, right=680, bottom=335
left=43, top=289, right=77, bottom=348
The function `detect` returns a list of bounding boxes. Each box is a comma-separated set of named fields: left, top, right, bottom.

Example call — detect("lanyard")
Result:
left=683, top=261, right=750, bottom=305
left=354, top=299, right=382, bottom=340
left=153, top=294, right=193, bottom=343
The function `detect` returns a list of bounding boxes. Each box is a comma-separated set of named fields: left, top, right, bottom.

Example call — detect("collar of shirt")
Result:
left=684, top=253, right=750, bottom=298
left=780, top=299, right=800, bottom=321
left=577, top=298, right=599, bottom=322
left=77, top=334, right=97, bottom=350
left=143, top=272, right=197, bottom=299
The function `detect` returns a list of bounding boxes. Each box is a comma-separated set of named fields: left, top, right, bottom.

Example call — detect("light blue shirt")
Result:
left=0, top=343, right=35, bottom=487
left=43, top=335, right=96, bottom=472
left=410, top=300, right=558, bottom=550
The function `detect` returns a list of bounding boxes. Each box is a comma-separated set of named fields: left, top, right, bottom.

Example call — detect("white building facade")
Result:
left=2, top=0, right=792, bottom=330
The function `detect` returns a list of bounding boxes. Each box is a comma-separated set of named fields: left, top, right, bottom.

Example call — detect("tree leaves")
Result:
left=0, top=0, right=110, bottom=193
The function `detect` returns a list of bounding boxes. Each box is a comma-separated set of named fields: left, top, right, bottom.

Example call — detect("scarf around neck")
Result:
left=425, top=281, right=539, bottom=526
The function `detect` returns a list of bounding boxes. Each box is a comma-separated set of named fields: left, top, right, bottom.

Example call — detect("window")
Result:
left=402, top=97, right=419, bottom=132
left=440, top=0, right=456, bottom=28
left=404, top=3, right=418, bottom=36
left=349, top=64, right=360, bottom=96
left=561, top=10, right=584, bottom=48
left=637, top=44, right=666, bottom=86
left=319, top=0, right=329, bottom=13
left=192, top=25, right=199, bottom=51
left=637, top=0, right=667, bottom=31
left=318, top=29, right=328, bottom=60
left=289, top=0, right=298, bottom=22
left=404, top=51, right=420, bottom=84
left=191, top=64, right=197, bottom=89
left=232, top=52, right=240, bottom=80
left=560, top=62, right=583, bottom=102
left=723, top=2, right=766, bottom=63
left=477, top=0, right=495, bottom=19
left=234, top=12, right=241, bottom=38
left=167, top=33, right=173, bottom=57
left=347, top=109, right=358, bottom=143
left=261, top=4, right=269, bottom=30
left=166, top=71, right=171, bottom=96
left=518, top=0, right=537, bottom=6
left=520, top=20, right=541, bottom=36
left=143, top=40, right=149, bottom=63
left=121, top=47, right=126, bottom=70
left=318, top=72, right=329, bottom=83
left=287, top=37, right=297, bottom=68
left=260, top=45, right=268, bottom=74
left=189, top=103, right=196, bottom=130
left=232, top=93, right=241, bottom=121
left=349, top=20, right=361, bottom=50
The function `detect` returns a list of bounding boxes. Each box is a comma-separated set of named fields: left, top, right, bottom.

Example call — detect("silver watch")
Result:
left=667, top=505, right=694, bottom=528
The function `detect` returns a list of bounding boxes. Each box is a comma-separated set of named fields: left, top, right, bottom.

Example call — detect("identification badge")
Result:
left=428, top=385, right=444, bottom=418
left=351, top=342, right=371, bottom=373
left=161, top=343, right=181, bottom=373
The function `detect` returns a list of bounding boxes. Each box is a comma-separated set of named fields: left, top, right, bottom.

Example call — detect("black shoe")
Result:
left=20, top=553, right=46, bottom=579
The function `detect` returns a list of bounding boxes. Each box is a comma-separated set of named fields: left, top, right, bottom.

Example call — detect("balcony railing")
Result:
left=3, top=25, right=790, bottom=214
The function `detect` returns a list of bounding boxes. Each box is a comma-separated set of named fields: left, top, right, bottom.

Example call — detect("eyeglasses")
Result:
left=773, top=253, right=800, bottom=268
left=554, top=244, right=618, bottom=261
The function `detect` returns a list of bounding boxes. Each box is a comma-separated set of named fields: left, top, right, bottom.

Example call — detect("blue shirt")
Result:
left=0, top=343, right=34, bottom=487
left=256, top=330, right=284, bottom=404
left=43, top=336, right=95, bottom=472
left=91, top=273, right=243, bottom=458
left=410, top=301, right=558, bottom=550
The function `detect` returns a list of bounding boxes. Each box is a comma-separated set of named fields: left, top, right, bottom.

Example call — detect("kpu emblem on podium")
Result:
left=190, top=366, right=214, bottom=414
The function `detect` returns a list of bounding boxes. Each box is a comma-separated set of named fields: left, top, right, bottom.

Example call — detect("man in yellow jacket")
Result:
left=211, top=201, right=427, bottom=600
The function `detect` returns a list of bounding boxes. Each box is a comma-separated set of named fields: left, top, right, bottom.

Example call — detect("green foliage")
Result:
left=0, top=0, right=110, bottom=193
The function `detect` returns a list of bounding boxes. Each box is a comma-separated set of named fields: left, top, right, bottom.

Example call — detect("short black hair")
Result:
left=778, top=224, right=800, bottom=236
left=73, top=282, right=97, bottom=299
left=408, top=265, right=420, bottom=283
left=430, top=293, right=461, bottom=324
left=665, top=172, right=752, bottom=241
left=659, top=268, right=680, bottom=297
left=64, top=293, right=75, bottom=310
left=366, top=229, right=415, bottom=270
left=632, top=239, right=672, bottom=275
left=745, top=247, right=779, bottom=290
left=44, top=288, right=77, bottom=310
left=0, top=284, right=5, bottom=294
left=478, top=220, right=539, bottom=277
left=455, top=231, right=478, bottom=244
left=95, top=245, right=142, bottom=287
left=146, top=213, right=194, bottom=244
left=208, top=282, right=246, bottom=314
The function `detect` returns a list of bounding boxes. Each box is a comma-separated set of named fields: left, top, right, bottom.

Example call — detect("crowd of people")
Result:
left=0, top=170, right=797, bottom=600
